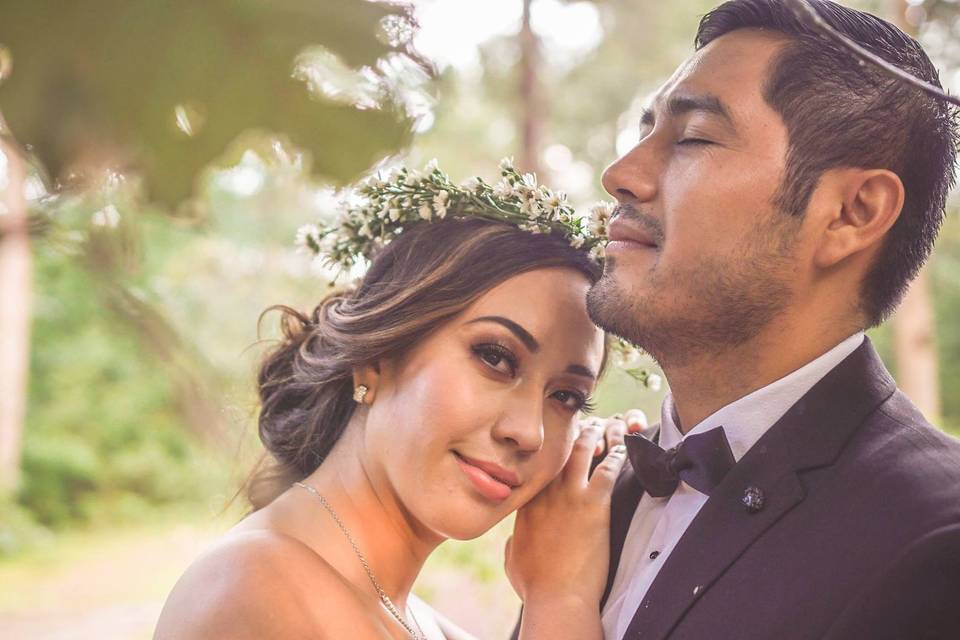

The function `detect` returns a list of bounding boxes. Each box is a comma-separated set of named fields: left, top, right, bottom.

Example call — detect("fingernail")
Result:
left=610, top=444, right=627, bottom=454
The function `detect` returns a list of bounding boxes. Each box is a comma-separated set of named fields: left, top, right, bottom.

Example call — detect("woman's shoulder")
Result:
left=154, top=528, right=374, bottom=639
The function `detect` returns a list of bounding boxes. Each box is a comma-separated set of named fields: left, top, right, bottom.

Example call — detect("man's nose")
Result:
left=601, top=145, right=658, bottom=204
left=491, top=397, right=545, bottom=454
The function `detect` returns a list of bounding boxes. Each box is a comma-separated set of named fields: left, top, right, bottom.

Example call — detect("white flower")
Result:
left=543, top=191, right=566, bottom=215
left=616, top=344, right=644, bottom=369
left=569, top=235, right=586, bottom=249
left=389, top=208, right=402, bottom=222
left=402, top=198, right=413, bottom=207
left=91, top=204, right=121, bottom=229
left=404, top=170, right=423, bottom=187
left=590, top=243, right=606, bottom=260
left=521, top=172, right=538, bottom=190
left=499, top=156, right=515, bottom=171
left=493, top=178, right=515, bottom=199
left=362, top=174, right=385, bottom=190
left=461, top=176, right=482, bottom=193
left=646, top=373, right=663, bottom=392
left=519, top=196, right=540, bottom=219
left=295, top=223, right=321, bottom=253
left=359, top=223, right=373, bottom=238
left=419, top=204, right=433, bottom=220
left=431, top=191, right=450, bottom=218
left=589, top=201, right=615, bottom=236
left=424, top=158, right=440, bottom=173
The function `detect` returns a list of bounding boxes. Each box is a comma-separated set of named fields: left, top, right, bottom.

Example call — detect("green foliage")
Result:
left=0, top=0, right=423, bottom=204
left=16, top=236, right=229, bottom=534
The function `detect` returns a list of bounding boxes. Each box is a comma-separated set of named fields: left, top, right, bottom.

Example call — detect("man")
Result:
left=518, top=0, right=960, bottom=638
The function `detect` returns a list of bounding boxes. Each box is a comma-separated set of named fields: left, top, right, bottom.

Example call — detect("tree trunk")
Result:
left=0, top=137, right=31, bottom=495
left=887, top=0, right=942, bottom=425
left=518, top=0, right=543, bottom=177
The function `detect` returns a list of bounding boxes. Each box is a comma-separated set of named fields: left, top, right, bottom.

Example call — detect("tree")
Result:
left=0, top=0, right=429, bottom=497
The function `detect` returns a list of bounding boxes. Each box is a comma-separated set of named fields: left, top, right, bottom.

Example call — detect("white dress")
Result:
left=408, top=594, right=478, bottom=640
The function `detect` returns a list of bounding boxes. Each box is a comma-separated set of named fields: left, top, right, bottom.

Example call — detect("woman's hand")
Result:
left=504, top=411, right=645, bottom=640
left=588, top=409, right=650, bottom=458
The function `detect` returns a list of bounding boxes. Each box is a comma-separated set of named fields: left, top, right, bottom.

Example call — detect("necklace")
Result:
left=293, top=482, right=426, bottom=640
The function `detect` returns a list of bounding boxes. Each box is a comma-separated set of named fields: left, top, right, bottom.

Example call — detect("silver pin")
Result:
left=742, top=486, right=765, bottom=513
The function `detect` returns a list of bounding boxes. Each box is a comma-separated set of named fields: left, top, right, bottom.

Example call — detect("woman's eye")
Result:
left=473, top=344, right=517, bottom=376
left=553, top=390, right=595, bottom=413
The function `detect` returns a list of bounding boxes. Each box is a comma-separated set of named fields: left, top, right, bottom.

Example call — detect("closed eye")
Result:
left=678, top=138, right=714, bottom=146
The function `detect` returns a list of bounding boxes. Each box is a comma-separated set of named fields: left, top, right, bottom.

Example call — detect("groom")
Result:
left=564, top=0, right=960, bottom=638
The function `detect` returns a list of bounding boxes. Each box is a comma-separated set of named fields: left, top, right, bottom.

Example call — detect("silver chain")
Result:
left=293, top=482, right=426, bottom=640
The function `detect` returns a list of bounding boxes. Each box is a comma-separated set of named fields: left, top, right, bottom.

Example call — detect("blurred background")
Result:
left=0, top=0, right=957, bottom=638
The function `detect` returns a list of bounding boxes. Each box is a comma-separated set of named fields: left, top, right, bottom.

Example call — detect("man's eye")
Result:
left=677, top=138, right=714, bottom=146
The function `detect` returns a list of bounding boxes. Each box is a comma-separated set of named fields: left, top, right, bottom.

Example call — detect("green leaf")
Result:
left=0, top=0, right=427, bottom=205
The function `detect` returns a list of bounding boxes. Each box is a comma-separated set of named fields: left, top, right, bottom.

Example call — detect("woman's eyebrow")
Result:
left=566, top=364, right=596, bottom=382
left=466, top=316, right=540, bottom=353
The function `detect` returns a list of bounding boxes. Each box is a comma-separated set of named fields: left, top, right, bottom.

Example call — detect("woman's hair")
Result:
left=246, top=217, right=602, bottom=509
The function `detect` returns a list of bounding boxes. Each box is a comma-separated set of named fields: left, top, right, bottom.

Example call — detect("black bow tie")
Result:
left=624, top=427, right=736, bottom=497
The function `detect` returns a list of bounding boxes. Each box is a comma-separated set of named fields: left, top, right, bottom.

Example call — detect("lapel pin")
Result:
left=742, top=486, right=765, bottom=513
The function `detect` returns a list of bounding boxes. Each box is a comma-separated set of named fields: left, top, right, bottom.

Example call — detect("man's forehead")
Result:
left=647, top=29, right=786, bottom=114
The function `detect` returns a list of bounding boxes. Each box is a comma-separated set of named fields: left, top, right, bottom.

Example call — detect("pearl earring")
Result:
left=353, top=384, right=369, bottom=404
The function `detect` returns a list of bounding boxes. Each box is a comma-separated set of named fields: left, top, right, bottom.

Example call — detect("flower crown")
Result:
left=295, top=157, right=613, bottom=270
left=295, top=157, right=659, bottom=391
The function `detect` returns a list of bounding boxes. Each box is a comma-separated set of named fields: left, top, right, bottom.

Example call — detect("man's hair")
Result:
left=696, top=0, right=958, bottom=326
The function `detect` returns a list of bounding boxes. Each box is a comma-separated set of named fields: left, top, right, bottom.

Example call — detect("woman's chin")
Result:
left=421, top=498, right=514, bottom=541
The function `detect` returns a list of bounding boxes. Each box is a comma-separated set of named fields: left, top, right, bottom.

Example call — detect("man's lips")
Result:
left=607, top=217, right=659, bottom=248
left=453, top=452, right=521, bottom=502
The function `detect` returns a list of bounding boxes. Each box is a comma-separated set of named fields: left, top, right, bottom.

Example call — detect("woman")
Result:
left=155, top=165, right=635, bottom=639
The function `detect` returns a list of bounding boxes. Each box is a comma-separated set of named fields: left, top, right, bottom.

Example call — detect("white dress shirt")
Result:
left=600, top=332, right=866, bottom=640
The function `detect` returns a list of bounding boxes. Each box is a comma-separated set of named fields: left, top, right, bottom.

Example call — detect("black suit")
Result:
left=599, top=339, right=960, bottom=639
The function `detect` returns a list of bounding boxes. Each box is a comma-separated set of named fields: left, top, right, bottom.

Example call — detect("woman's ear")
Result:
left=812, top=168, right=905, bottom=269
left=352, top=364, right=381, bottom=405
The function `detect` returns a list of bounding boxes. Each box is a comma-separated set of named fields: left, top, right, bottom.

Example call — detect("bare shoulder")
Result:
left=154, top=528, right=376, bottom=640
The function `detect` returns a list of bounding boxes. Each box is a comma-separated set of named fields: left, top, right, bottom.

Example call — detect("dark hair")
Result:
left=696, top=0, right=958, bottom=326
left=247, top=218, right=602, bottom=509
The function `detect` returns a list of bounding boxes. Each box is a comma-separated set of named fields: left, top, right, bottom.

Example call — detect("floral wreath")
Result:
left=295, top=157, right=661, bottom=391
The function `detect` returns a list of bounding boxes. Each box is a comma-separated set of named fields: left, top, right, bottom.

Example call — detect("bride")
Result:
left=154, top=160, right=641, bottom=639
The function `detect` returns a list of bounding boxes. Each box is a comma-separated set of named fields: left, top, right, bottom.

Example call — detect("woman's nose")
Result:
left=491, top=397, right=544, bottom=454
left=601, top=145, right=658, bottom=204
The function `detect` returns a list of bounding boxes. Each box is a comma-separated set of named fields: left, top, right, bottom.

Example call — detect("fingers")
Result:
left=588, top=443, right=628, bottom=495
left=578, top=410, right=648, bottom=457
left=603, top=419, right=627, bottom=453
left=564, top=424, right=604, bottom=485
left=624, top=409, right=648, bottom=433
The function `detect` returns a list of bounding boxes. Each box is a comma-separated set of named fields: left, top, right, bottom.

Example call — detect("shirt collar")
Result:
left=658, top=332, right=865, bottom=461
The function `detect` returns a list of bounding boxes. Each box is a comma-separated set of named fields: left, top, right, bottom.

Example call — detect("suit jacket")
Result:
left=823, top=522, right=960, bottom=639
left=600, top=338, right=960, bottom=639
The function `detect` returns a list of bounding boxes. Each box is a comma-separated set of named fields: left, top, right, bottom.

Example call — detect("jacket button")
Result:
left=742, top=486, right=765, bottom=513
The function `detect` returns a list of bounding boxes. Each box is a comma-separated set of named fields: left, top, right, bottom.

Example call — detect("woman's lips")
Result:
left=453, top=452, right=517, bottom=502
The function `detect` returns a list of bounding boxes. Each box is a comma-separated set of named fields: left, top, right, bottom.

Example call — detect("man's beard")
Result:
left=586, top=220, right=799, bottom=369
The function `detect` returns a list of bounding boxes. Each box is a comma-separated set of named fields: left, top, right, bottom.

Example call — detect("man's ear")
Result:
left=352, top=363, right=382, bottom=405
left=812, top=168, right=905, bottom=270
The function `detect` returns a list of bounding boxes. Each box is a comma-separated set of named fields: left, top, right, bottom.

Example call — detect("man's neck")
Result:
left=662, top=319, right=861, bottom=434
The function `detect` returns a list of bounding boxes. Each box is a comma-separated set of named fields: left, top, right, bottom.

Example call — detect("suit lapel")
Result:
left=621, top=338, right=896, bottom=640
